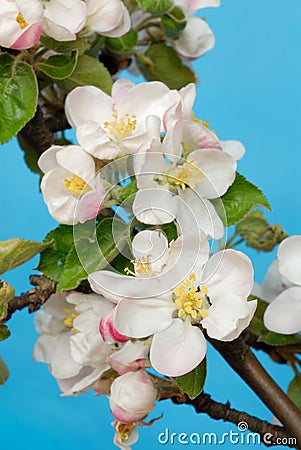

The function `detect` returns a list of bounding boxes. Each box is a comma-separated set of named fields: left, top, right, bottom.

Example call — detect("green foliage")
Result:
left=0, top=325, right=10, bottom=342
left=58, top=54, right=112, bottom=94
left=0, top=53, right=38, bottom=144
left=37, top=51, right=78, bottom=80
left=236, top=210, right=287, bottom=252
left=106, top=30, right=138, bottom=53
left=0, top=356, right=9, bottom=385
left=115, top=180, right=138, bottom=202
left=0, top=280, right=15, bottom=321
left=137, top=0, right=173, bottom=14
left=0, top=238, right=53, bottom=276
left=40, top=36, right=89, bottom=54
left=162, top=6, right=187, bottom=39
left=175, top=359, right=207, bottom=399
left=137, top=44, right=196, bottom=89
left=215, top=173, right=271, bottom=227
left=37, top=225, right=75, bottom=282
left=288, top=375, right=301, bottom=410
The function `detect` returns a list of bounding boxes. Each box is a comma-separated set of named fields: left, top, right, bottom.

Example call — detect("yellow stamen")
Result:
left=64, top=175, right=90, bottom=195
left=191, top=111, right=210, bottom=128
left=64, top=308, right=79, bottom=333
left=172, top=158, right=204, bottom=190
left=173, top=274, right=210, bottom=321
left=130, top=254, right=153, bottom=277
left=16, top=12, right=28, bottom=30
left=103, top=114, right=137, bottom=142
left=116, top=423, right=136, bottom=441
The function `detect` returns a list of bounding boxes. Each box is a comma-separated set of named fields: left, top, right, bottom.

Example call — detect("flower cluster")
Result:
left=34, top=76, right=259, bottom=449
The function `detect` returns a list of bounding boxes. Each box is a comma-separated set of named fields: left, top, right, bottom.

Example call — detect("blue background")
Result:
left=0, top=0, right=300, bottom=448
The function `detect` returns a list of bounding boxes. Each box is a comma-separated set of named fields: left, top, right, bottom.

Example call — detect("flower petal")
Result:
left=277, top=236, right=301, bottom=286
left=150, top=318, right=207, bottom=376
left=263, top=287, right=301, bottom=334
left=174, top=17, right=215, bottom=60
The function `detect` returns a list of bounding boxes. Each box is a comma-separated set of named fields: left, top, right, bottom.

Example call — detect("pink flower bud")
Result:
left=99, top=308, right=129, bottom=344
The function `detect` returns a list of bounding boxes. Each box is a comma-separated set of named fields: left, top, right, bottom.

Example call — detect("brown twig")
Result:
left=171, top=392, right=297, bottom=448
left=18, top=106, right=53, bottom=157
left=206, top=333, right=301, bottom=447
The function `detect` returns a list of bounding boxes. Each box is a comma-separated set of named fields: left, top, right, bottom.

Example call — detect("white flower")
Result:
left=86, top=0, right=131, bottom=38
left=113, top=422, right=139, bottom=450
left=64, top=78, right=180, bottom=160
left=172, top=0, right=220, bottom=60
left=38, top=144, right=106, bottom=225
left=89, top=230, right=256, bottom=376
left=263, top=236, right=301, bottom=334
left=0, top=0, right=43, bottom=50
left=110, top=370, right=157, bottom=423
left=42, top=0, right=87, bottom=41
left=33, top=292, right=114, bottom=394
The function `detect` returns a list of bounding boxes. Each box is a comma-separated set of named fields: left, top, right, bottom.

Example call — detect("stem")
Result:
left=171, top=392, right=297, bottom=448
left=207, top=333, right=301, bottom=447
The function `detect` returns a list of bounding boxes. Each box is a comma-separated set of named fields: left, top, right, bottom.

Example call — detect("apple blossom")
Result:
left=64, top=78, right=180, bottom=159
left=89, top=230, right=256, bottom=376
left=0, top=0, right=43, bottom=50
left=263, top=236, right=301, bottom=334
left=110, top=370, right=157, bottom=423
left=85, top=0, right=131, bottom=38
left=38, top=144, right=107, bottom=225
left=113, top=421, right=139, bottom=450
left=42, top=0, right=87, bottom=41
left=172, top=0, right=220, bottom=60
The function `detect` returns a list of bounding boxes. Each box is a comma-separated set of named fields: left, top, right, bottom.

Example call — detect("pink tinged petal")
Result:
left=202, top=296, right=257, bottom=340
left=132, top=230, right=169, bottom=273
left=175, top=189, right=224, bottom=239
left=184, top=120, right=221, bottom=151
left=277, top=236, right=301, bottom=286
left=114, top=297, right=174, bottom=338
left=55, top=145, right=95, bottom=184
left=263, top=287, right=301, bottom=334
left=150, top=318, right=207, bottom=377
left=65, top=86, right=113, bottom=129
left=108, top=340, right=149, bottom=375
left=179, top=83, right=196, bottom=118
left=111, top=78, right=135, bottom=107
left=202, top=249, right=254, bottom=300
left=11, top=22, right=42, bottom=49
left=99, top=308, right=130, bottom=343
left=76, top=188, right=106, bottom=223
left=221, top=140, right=246, bottom=161
left=189, top=148, right=237, bottom=199
left=133, top=188, right=177, bottom=224
left=110, top=371, right=157, bottom=423
left=174, top=17, right=215, bottom=60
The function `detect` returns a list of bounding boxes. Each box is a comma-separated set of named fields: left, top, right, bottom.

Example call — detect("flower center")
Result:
left=64, top=175, right=90, bottom=195
left=103, top=114, right=137, bottom=142
left=168, top=158, right=204, bottom=190
left=116, top=422, right=136, bottom=440
left=173, top=273, right=210, bottom=322
left=125, top=255, right=154, bottom=277
left=16, top=12, right=28, bottom=30
left=191, top=111, right=210, bottom=128
left=64, top=308, right=79, bottom=333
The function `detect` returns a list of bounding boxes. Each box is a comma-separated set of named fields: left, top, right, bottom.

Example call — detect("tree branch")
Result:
left=172, top=392, right=297, bottom=448
left=18, top=106, right=53, bottom=157
left=206, top=332, right=301, bottom=447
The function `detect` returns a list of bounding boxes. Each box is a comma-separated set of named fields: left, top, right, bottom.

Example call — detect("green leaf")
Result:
left=215, top=173, right=271, bottom=227
left=137, top=44, right=196, bottom=89
left=37, top=51, right=78, bottom=80
left=137, top=0, right=173, bottom=14
left=162, top=6, right=187, bottom=39
left=288, top=375, right=301, bottom=410
left=0, top=325, right=10, bottom=342
left=106, top=30, right=138, bottom=53
left=159, top=222, right=178, bottom=242
left=37, top=225, right=75, bottom=282
left=57, top=218, right=129, bottom=292
left=0, top=280, right=15, bottom=321
left=40, top=36, right=89, bottom=54
left=0, top=238, right=53, bottom=276
left=0, top=53, right=38, bottom=144
left=0, top=356, right=9, bottom=385
left=236, top=210, right=287, bottom=252
left=115, top=180, right=138, bottom=202
left=175, top=359, right=207, bottom=399
left=59, top=54, right=112, bottom=94
left=17, top=134, right=43, bottom=175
